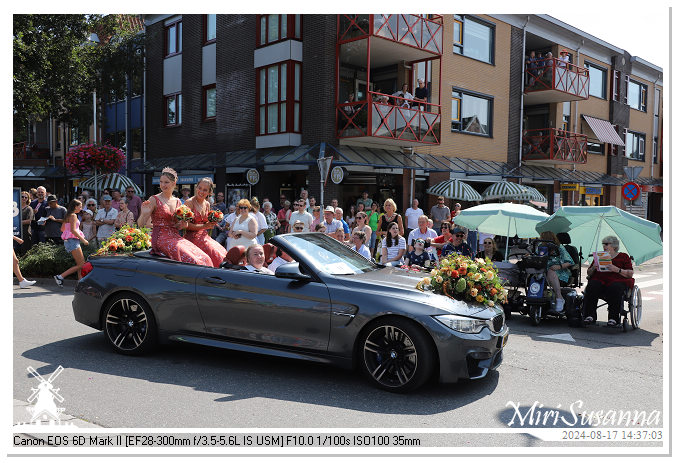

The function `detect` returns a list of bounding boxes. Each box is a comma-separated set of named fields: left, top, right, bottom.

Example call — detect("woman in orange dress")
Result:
left=184, top=178, right=227, bottom=267
left=137, top=167, right=212, bottom=266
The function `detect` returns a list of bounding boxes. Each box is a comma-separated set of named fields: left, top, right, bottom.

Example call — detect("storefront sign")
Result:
left=331, top=166, right=344, bottom=184
left=246, top=169, right=260, bottom=185
left=641, top=184, right=663, bottom=193
left=561, top=183, right=579, bottom=191
left=579, top=186, right=602, bottom=195
left=152, top=175, right=213, bottom=185
left=13, top=188, right=21, bottom=238
left=622, top=182, right=641, bottom=201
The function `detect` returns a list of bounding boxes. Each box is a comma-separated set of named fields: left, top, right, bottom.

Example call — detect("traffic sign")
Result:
left=622, top=182, right=641, bottom=201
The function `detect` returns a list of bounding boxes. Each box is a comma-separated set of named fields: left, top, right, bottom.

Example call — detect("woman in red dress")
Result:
left=184, top=178, right=227, bottom=267
left=137, top=167, right=212, bottom=266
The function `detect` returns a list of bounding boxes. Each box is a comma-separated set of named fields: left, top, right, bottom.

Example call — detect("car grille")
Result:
left=491, top=313, right=505, bottom=333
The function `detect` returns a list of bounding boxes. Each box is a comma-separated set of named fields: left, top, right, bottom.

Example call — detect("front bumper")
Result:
left=434, top=325, right=509, bottom=384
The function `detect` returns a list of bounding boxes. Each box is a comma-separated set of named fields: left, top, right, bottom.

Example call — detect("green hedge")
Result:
left=19, top=242, right=99, bottom=278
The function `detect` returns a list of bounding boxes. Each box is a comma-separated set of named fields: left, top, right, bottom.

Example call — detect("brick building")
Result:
left=140, top=14, right=663, bottom=226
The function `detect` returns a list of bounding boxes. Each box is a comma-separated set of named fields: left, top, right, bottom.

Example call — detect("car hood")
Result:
left=333, top=267, right=491, bottom=317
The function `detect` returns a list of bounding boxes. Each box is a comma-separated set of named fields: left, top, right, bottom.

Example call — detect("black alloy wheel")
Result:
left=360, top=317, right=434, bottom=393
left=104, top=292, right=157, bottom=355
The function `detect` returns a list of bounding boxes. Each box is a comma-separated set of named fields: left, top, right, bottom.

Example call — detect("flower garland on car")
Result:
left=415, top=253, right=508, bottom=307
left=65, top=144, right=126, bottom=175
left=94, top=225, right=152, bottom=256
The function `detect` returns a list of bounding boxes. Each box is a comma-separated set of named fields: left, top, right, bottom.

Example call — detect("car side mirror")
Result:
left=275, top=262, right=312, bottom=281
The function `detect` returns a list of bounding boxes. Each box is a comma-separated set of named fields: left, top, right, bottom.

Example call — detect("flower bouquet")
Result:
left=207, top=209, right=224, bottom=223
left=415, top=253, right=508, bottom=307
left=174, top=205, right=194, bottom=223
left=94, top=225, right=152, bottom=256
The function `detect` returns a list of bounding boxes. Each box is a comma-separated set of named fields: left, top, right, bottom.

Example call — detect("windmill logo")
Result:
left=25, top=365, right=66, bottom=425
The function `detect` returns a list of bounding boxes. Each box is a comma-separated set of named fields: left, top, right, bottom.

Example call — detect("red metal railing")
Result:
left=337, top=91, right=441, bottom=145
left=338, top=14, right=443, bottom=55
left=524, top=58, right=589, bottom=99
left=522, top=128, right=587, bottom=164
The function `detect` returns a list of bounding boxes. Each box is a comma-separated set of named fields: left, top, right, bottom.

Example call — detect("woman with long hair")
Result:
left=137, top=167, right=212, bottom=266
left=476, top=236, right=503, bottom=261
left=381, top=221, right=406, bottom=266
left=184, top=178, right=227, bottom=267
left=539, top=230, right=574, bottom=313
left=351, top=211, right=372, bottom=246
left=376, top=198, right=404, bottom=249
left=53, top=199, right=90, bottom=287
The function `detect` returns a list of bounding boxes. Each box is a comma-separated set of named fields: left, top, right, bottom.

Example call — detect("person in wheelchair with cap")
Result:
left=583, top=235, right=634, bottom=327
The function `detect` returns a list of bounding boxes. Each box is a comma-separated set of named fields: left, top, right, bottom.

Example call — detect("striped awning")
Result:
left=482, top=181, right=534, bottom=201
left=426, top=179, right=483, bottom=201
left=523, top=185, right=547, bottom=202
left=78, top=173, right=143, bottom=195
left=581, top=115, right=625, bottom=146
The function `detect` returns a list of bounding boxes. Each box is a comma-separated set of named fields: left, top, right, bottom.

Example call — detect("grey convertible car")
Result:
left=73, top=233, right=508, bottom=392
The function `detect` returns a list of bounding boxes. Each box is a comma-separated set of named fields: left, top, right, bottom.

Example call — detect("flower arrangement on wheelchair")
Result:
left=415, top=254, right=508, bottom=307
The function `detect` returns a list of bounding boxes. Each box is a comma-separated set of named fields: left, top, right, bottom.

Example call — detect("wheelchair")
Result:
left=580, top=253, right=642, bottom=332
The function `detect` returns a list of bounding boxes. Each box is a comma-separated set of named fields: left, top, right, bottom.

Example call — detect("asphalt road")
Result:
left=12, top=260, right=665, bottom=448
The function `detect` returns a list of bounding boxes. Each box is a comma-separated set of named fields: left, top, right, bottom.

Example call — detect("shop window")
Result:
left=165, top=20, right=182, bottom=57
left=204, top=14, right=216, bottom=44
left=625, top=130, right=645, bottom=161
left=451, top=88, right=492, bottom=136
left=585, top=62, right=606, bottom=99
left=587, top=142, right=603, bottom=155
left=203, top=85, right=216, bottom=120
left=257, top=14, right=302, bottom=47
left=165, top=93, right=182, bottom=127
left=256, top=61, right=302, bottom=135
left=627, top=79, right=647, bottom=112
left=453, top=15, right=495, bottom=65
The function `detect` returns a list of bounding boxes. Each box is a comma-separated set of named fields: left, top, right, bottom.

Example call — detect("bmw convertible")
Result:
left=73, top=233, right=507, bottom=392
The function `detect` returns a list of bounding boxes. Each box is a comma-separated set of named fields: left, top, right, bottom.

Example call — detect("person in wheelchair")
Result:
left=539, top=230, right=574, bottom=313
left=583, top=235, right=634, bottom=327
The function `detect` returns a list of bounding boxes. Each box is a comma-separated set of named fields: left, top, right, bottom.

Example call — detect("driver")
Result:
left=268, top=246, right=295, bottom=273
left=244, top=244, right=274, bottom=274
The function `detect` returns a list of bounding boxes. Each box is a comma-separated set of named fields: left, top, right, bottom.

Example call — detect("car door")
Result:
left=195, top=266, right=331, bottom=352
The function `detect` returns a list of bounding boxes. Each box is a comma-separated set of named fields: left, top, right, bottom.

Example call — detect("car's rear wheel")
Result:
left=359, top=317, right=435, bottom=393
left=103, top=292, right=157, bottom=355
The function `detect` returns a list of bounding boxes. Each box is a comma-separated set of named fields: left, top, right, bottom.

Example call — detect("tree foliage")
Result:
left=13, top=14, right=144, bottom=141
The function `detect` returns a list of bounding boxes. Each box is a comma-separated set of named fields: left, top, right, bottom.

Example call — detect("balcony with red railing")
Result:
left=337, top=91, right=441, bottom=146
left=522, top=128, right=587, bottom=164
left=524, top=58, right=589, bottom=104
left=338, top=15, right=443, bottom=57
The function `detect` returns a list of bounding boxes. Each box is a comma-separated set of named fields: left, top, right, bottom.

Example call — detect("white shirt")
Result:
left=289, top=210, right=314, bottom=232
left=392, top=90, right=414, bottom=107
left=244, top=264, right=274, bottom=275
left=95, top=207, right=118, bottom=239
left=354, top=244, right=372, bottom=260
left=255, top=211, right=267, bottom=233
left=322, top=218, right=343, bottom=234
left=407, top=228, right=438, bottom=254
left=404, top=207, right=424, bottom=229
left=381, top=236, right=406, bottom=262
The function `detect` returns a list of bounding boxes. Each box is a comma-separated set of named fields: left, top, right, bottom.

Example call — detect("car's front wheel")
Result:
left=359, top=317, right=435, bottom=393
left=103, top=292, right=157, bottom=355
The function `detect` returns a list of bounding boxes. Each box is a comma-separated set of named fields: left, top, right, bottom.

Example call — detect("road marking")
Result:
left=643, top=297, right=655, bottom=301
left=632, top=274, right=652, bottom=279
left=537, top=333, right=576, bottom=343
left=635, top=279, right=664, bottom=289
left=648, top=291, right=664, bottom=295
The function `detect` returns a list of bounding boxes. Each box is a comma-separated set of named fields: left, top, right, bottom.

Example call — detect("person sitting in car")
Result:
left=244, top=244, right=274, bottom=274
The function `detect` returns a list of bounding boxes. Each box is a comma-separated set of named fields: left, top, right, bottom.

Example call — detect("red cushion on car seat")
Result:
left=225, top=246, right=246, bottom=266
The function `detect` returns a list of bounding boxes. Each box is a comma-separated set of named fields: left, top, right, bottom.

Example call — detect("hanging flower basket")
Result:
left=65, top=144, right=126, bottom=175
left=415, top=254, right=509, bottom=307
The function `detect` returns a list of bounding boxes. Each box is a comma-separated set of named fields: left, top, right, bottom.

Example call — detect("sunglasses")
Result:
left=602, top=242, right=611, bottom=246
left=455, top=234, right=465, bottom=237
left=441, top=226, right=450, bottom=229
left=239, top=206, right=249, bottom=210
left=294, top=227, right=303, bottom=231
left=484, top=241, right=493, bottom=245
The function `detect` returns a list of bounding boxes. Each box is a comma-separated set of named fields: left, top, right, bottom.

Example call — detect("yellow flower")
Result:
left=435, top=275, right=443, bottom=283
left=476, top=295, right=485, bottom=303
left=422, top=277, right=431, bottom=285
left=470, top=287, right=478, bottom=297
left=485, top=271, right=495, bottom=280
left=430, top=269, right=438, bottom=276
left=488, top=301, right=495, bottom=307
left=473, top=273, right=482, bottom=281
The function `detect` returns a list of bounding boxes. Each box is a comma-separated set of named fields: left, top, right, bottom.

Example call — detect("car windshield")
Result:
left=280, top=233, right=379, bottom=275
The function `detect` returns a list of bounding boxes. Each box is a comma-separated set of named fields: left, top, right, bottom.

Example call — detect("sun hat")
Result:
left=324, top=206, right=335, bottom=213
left=102, top=195, right=112, bottom=201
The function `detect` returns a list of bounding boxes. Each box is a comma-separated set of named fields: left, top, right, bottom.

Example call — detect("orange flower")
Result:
left=491, top=288, right=498, bottom=296
left=125, top=235, right=133, bottom=242
left=450, top=269, right=459, bottom=278
left=108, top=242, right=117, bottom=251
left=458, top=266, right=467, bottom=276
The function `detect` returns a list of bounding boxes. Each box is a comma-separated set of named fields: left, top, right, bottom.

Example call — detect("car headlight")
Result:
left=433, top=314, right=487, bottom=334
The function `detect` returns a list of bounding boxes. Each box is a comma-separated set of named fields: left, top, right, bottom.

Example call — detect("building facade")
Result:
left=140, top=14, right=663, bottom=226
